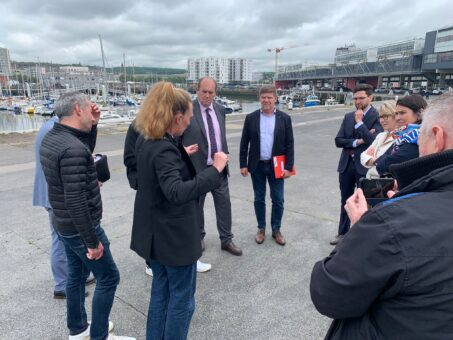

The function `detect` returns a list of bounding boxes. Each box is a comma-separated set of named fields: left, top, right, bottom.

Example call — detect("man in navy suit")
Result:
left=239, top=85, right=294, bottom=246
left=182, top=77, right=242, bottom=256
left=332, top=84, right=382, bottom=245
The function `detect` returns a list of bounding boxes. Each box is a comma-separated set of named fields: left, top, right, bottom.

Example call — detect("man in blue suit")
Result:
left=332, top=84, right=382, bottom=245
left=239, top=85, right=294, bottom=246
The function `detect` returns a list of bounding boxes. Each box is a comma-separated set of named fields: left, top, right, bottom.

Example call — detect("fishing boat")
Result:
left=303, top=94, right=320, bottom=107
left=325, top=97, right=339, bottom=106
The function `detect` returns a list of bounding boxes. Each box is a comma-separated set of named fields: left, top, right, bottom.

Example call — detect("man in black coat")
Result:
left=332, top=84, right=382, bottom=245
left=182, top=77, right=242, bottom=256
left=40, top=92, right=134, bottom=340
left=311, top=93, right=453, bottom=339
left=239, top=85, right=294, bottom=246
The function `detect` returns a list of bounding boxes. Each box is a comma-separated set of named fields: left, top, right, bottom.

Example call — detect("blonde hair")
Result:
left=379, top=100, right=396, bottom=118
left=136, top=82, right=191, bottom=139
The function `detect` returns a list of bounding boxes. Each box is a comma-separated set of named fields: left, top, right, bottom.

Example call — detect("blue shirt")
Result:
left=259, top=111, right=275, bottom=160
left=33, top=116, right=58, bottom=208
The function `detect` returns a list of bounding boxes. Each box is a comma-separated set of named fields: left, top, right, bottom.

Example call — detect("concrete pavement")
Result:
left=0, top=105, right=351, bottom=339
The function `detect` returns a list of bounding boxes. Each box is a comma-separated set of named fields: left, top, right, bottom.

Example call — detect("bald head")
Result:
left=419, top=92, right=453, bottom=156
left=196, top=77, right=217, bottom=107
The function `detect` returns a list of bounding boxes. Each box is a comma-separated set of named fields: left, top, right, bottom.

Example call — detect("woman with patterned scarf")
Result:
left=374, top=94, right=427, bottom=177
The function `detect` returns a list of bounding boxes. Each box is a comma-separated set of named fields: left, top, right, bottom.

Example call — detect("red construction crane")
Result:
left=267, top=45, right=299, bottom=81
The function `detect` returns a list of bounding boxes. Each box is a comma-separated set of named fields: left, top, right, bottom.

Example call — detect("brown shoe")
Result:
left=221, top=241, right=243, bottom=256
left=272, top=231, right=286, bottom=246
left=255, top=229, right=265, bottom=244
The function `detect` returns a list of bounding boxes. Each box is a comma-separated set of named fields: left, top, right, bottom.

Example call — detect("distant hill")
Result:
left=111, top=66, right=186, bottom=75
left=10, top=61, right=186, bottom=75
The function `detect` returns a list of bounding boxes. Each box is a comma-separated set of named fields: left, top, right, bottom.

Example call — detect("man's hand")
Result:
left=387, top=180, right=399, bottom=198
left=282, top=169, right=292, bottom=178
left=87, top=241, right=104, bottom=260
left=184, top=144, right=198, bottom=155
left=240, top=168, right=248, bottom=177
left=345, top=189, right=368, bottom=226
left=356, top=138, right=365, bottom=146
left=355, top=109, right=364, bottom=123
left=91, top=103, right=101, bottom=125
left=212, top=152, right=228, bottom=173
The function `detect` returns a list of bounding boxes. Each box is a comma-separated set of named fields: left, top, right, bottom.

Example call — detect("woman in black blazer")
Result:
left=130, top=82, right=228, bottom=340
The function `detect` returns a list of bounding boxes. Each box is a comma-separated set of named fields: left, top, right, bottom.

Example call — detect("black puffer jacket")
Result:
left=311, top=149, right=453, bottom=340
left=40, top=123, right=101, bottom=248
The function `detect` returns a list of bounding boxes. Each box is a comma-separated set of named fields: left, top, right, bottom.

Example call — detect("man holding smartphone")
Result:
left=310, top=92, right=453, bottom=340
left=332, top=84, right=382, bottom=245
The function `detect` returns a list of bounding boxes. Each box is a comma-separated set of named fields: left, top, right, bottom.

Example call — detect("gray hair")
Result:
left=54, top=92, right=90, bottom=119
left=420, top=92, right=453, bottom=138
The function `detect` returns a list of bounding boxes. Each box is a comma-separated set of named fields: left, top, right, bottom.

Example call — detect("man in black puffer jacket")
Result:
left=40, top=92, right=134, bottom=340
left=310, top=92, right=453, bottom=340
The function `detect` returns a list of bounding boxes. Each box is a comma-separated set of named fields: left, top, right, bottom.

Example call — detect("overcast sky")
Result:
left=0, top=0, right=451, bottom=71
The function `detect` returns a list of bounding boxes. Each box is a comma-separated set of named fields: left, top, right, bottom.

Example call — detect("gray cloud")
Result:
left=0, top=0, right=451, bottom=71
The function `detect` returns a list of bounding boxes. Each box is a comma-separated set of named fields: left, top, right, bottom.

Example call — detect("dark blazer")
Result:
left=130, top=134, right=221, bottom=266
left=239, top=109, right=294, bottom=173
left=182, top=100, right=229, bottom=174
left=335, top=106, right=382, bottom=176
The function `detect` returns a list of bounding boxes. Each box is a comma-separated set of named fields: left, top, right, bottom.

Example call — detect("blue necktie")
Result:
left=205, top=108, right=218, bottom=158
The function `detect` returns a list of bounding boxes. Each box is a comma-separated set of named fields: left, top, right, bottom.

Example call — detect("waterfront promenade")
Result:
left=0, top=105, right=350, bottom=339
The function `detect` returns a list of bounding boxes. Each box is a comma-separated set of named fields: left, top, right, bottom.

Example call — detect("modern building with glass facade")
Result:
left=276, top=25, right=453, bottom=90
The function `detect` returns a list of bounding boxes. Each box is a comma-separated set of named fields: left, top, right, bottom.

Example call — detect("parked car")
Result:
left=431, top=88, right=448, bottom=95
left=374, top=87, right=389, bottom=94
left=390, top=87, right=411, bottom=95
left=335, top=85, right=351, bottom=92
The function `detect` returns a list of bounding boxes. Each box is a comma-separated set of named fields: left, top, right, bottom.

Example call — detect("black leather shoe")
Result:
left=221, top=241, right=242, bottom=256
left=329, top=235, right=344, bottom=246
left=54, top=291, right=89, bottom=299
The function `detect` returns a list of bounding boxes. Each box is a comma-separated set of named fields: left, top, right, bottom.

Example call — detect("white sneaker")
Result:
left=197, top=260, right=212, bottom=273
left=106, top=335, right=136, bottom=340
left=70, top=321, right=114, bottom=339
left=145, top=265, right=153, bottom=277
left=69, top=327, right=89, bottom=340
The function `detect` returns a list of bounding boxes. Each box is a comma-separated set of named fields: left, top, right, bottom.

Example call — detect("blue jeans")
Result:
left=147, top=259, right=196, bottom=340
left=59, top=225, right=120, bottom=340
left=47, top=208, right=68, bottom=292
left=251, top=161, right=285, bottom=232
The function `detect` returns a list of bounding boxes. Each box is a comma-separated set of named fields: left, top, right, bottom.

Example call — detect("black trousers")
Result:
left=338, top=158, right=363, bottom=235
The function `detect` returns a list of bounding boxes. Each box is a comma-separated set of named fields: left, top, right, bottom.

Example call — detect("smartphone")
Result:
left=358, top=178, right=394, bottom=199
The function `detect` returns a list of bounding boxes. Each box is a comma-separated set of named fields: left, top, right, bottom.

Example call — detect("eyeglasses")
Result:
left=379, top=115, right=393, bottom=120
left=353, top=96, right=368, bottom=101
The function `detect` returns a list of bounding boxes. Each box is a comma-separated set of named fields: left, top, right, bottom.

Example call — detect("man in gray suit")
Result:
left=182, top=77, right=242, bottom=256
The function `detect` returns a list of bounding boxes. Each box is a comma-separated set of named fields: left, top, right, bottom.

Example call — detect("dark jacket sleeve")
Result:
left=375, top=143, right=419, bottom=176
left=310, top=209, right=405, bottom=319
left=88, top=125, right=98, bottom=153
left=154, top=145, right=221, bottom=204
left=284, top=114, right=294, bottom=171
left=60, top=147, right=98, bottom=248
left=355, top=118, right=383, bottom=146
left=335, top=115, right=355, bottom=149
left=239, top=114, right=251, bottom=168
left=123, top=122, right=139, bottom=190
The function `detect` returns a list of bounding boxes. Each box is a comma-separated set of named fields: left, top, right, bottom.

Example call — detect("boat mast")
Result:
left=123, top=53, right=127, bottom=96
left=98, top=34, right=107, bottom=98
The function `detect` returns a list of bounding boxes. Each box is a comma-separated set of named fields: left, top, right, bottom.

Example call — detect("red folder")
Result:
left=273, top=155, right=296, bottom=179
